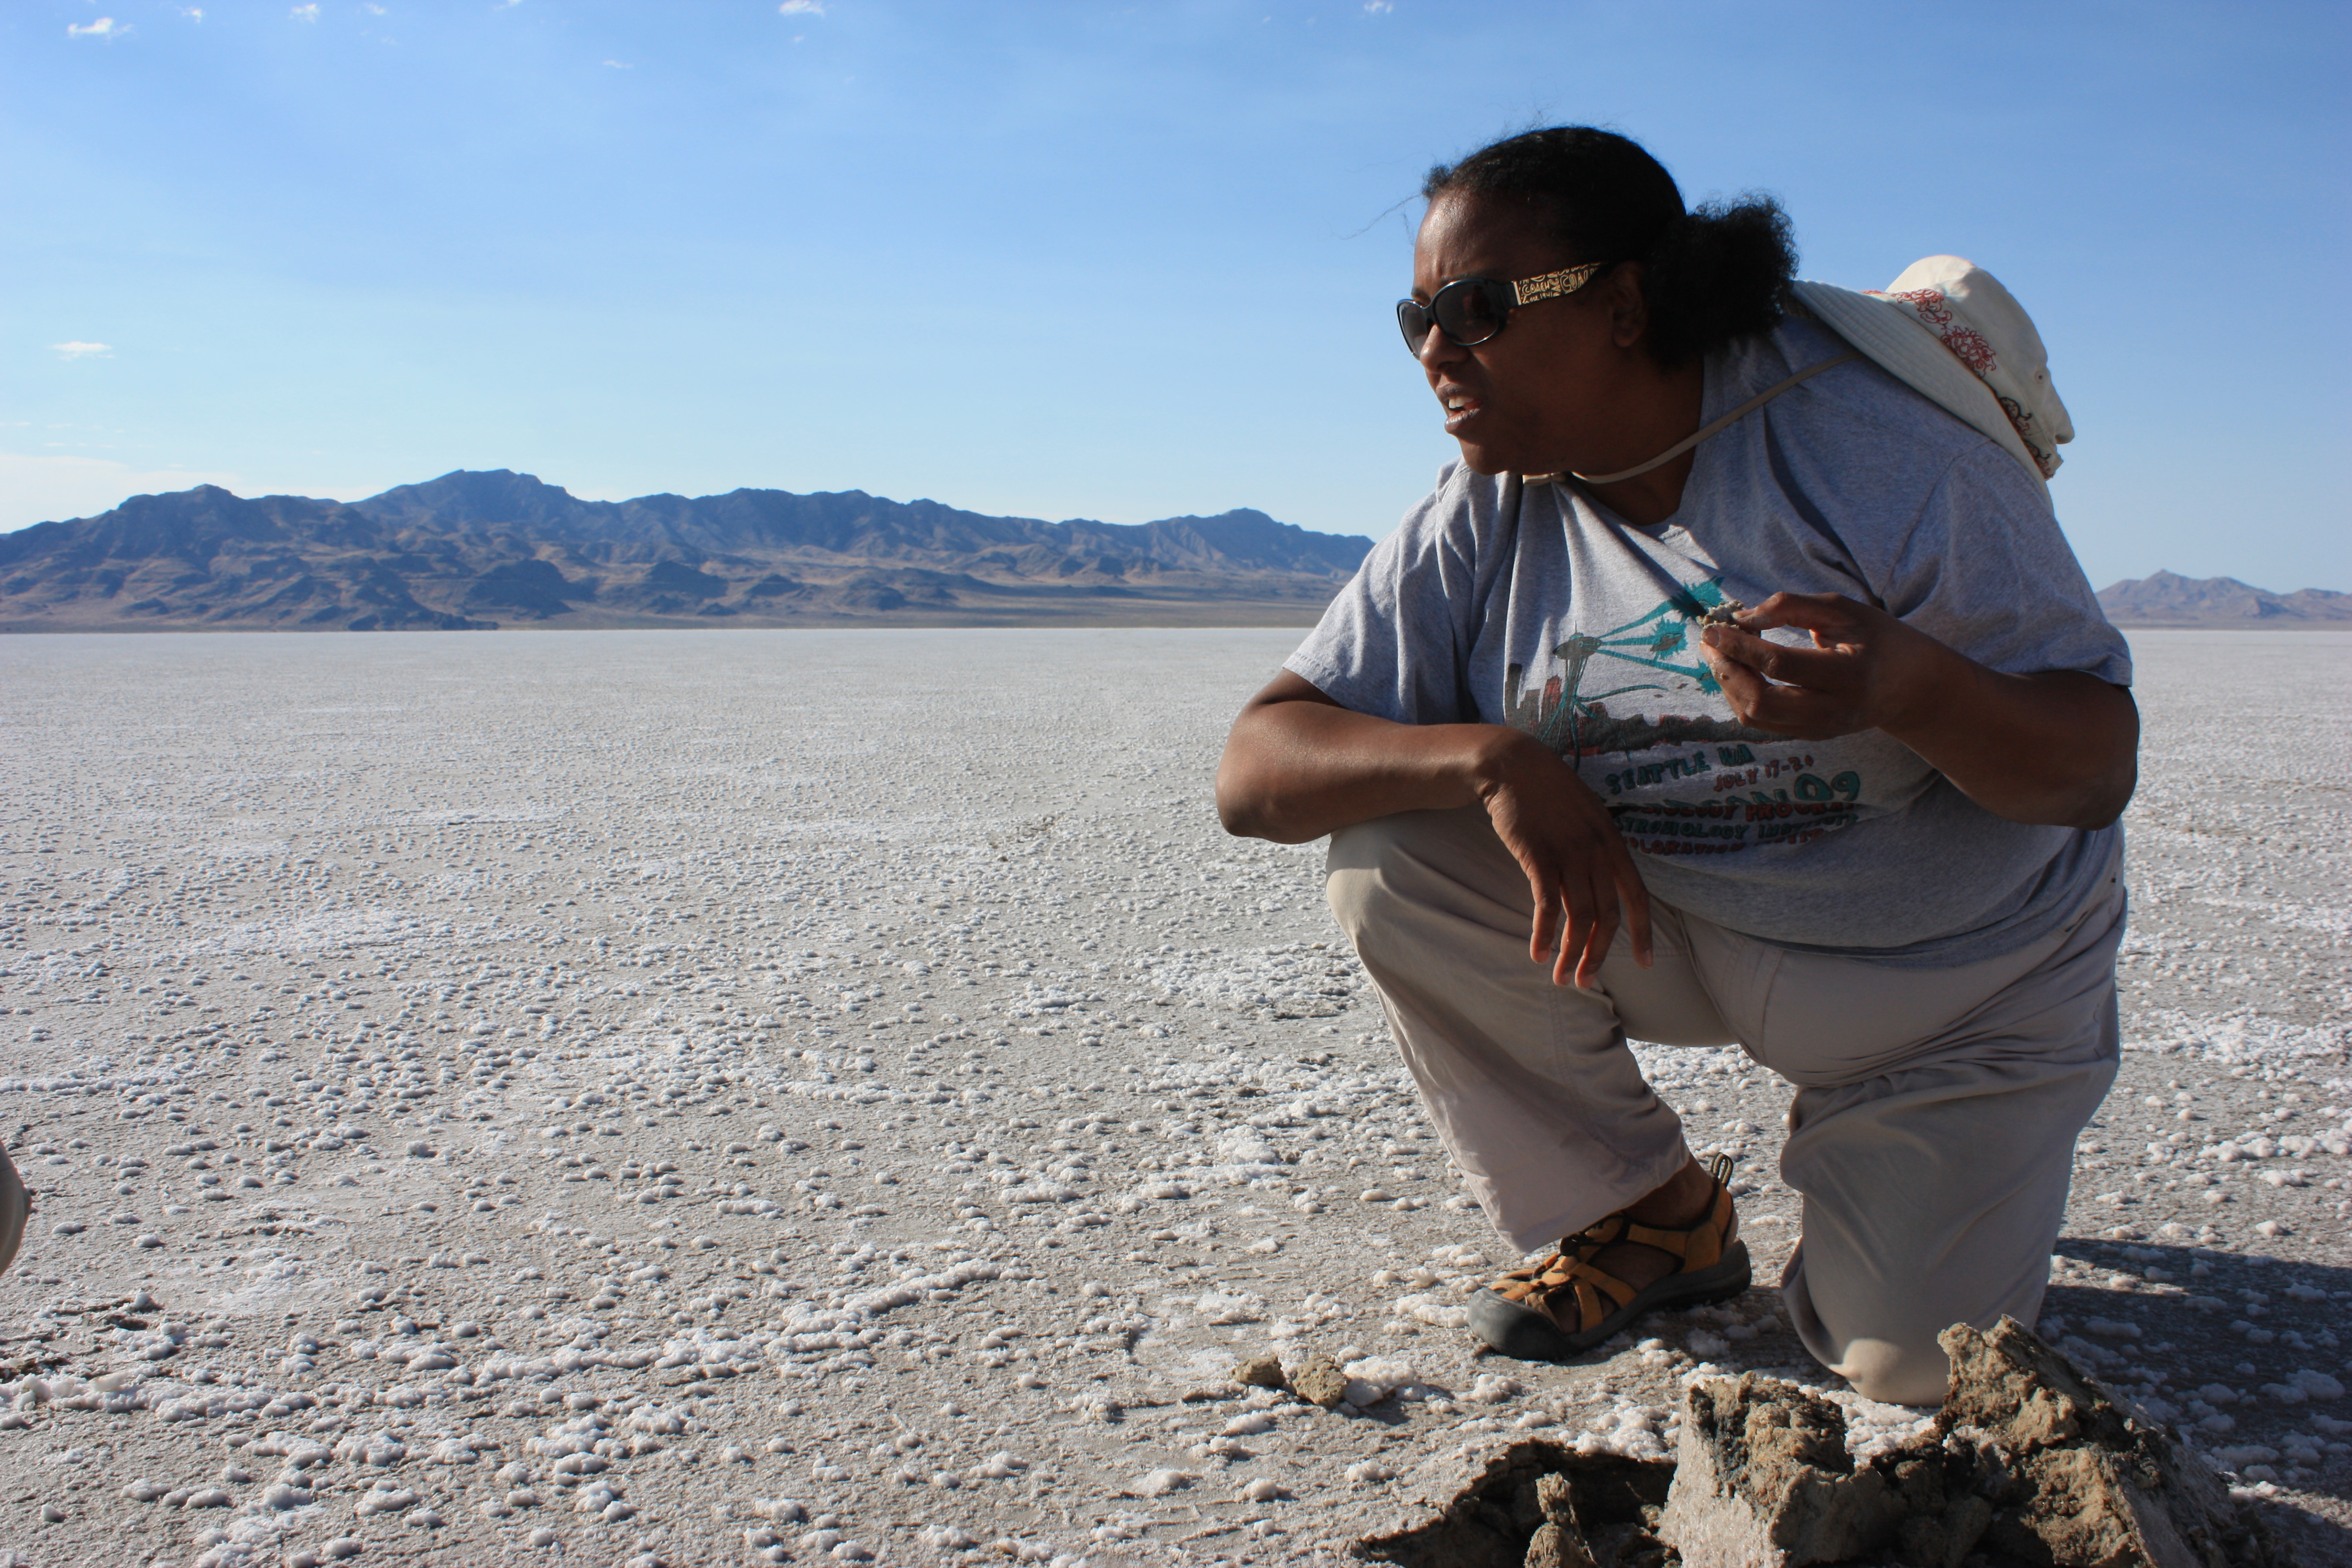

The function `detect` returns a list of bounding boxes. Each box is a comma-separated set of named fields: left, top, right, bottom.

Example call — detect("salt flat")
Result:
left=1, top=626, right=2346, bottom=1567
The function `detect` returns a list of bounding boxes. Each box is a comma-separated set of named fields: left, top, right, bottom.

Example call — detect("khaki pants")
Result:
left=1326, top=806, right=2124, bottom=1405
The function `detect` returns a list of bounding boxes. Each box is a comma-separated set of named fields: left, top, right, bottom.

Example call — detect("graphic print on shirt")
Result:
left=1502, top=580, right=1866, bottom=858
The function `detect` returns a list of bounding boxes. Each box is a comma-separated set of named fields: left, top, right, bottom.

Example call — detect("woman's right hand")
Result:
left=1217, top=672, right=1649, bottom=988
left=1469, top=728, right=1653, bottom=989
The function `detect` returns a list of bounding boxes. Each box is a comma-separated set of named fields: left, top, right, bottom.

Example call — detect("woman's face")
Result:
left=1409, top=190, right=1651, bottom=477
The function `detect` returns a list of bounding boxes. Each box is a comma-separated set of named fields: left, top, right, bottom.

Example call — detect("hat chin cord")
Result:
left=1534, top=350, right=1860, bottom=487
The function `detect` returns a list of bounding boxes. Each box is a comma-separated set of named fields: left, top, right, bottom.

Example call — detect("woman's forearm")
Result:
left=1215, top=682, right=1524, bottom=843
left=1701, top=594, right=2141, bottom=832
left=1217, top=674, right=1660, bottom=984
left=1882, top=656, right=2139, bottom=830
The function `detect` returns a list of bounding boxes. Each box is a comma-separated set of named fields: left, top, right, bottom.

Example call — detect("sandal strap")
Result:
left=1493, top=1254, right=1575, bottom=1304
left=1558, top=1212, right=1631, bottom=1262
left=1555, top=1255, right=1639, bottom=1332
left=1485, top=1157, right=1743, bottom=1330
left=1497, top=1250, right=1639, bottom=1331
left=1619, top=1186, right=1738, bottom=1270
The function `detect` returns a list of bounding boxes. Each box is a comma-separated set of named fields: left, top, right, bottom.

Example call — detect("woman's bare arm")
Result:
left=1215, top=673, right=1505, bottom=843
left=1702, top=592, right=2138, bottom=829
left=1215, top=672, right=1653, bottom=986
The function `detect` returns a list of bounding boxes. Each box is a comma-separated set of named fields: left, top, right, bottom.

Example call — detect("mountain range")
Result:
left=2095, top=571, right=2352, bottom=628
left=0, top=470, right=1376, bottom=631
left=3, top=476, right=2339, bottom=636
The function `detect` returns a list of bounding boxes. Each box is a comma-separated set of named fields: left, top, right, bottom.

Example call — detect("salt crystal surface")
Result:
left=1130, top=1467, right=1193, bottom=1497
left=1, top=627, right=2345, bottom=1559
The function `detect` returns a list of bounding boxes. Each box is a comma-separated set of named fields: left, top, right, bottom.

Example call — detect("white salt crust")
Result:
left=0, top=627, right=2345, bottom=1563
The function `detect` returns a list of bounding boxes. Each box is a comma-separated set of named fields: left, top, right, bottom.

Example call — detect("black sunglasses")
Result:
left=1396, top=260, right=1615, bottom=353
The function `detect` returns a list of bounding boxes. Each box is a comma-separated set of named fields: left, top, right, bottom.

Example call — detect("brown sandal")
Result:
left=1468, top=1155, right=1749, bottom=1362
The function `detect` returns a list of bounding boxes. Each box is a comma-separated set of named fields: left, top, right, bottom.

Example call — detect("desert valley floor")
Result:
left=1, top=627, right=2346, bottom=1567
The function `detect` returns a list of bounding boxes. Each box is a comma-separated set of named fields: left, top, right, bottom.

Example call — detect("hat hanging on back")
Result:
left=1788, top=257, right=2073, bottom=489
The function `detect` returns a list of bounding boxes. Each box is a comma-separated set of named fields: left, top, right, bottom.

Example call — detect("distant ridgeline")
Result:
left=0, top=470, right=1377, bottom=631
left=2097, top=571, right=2352, bottom=628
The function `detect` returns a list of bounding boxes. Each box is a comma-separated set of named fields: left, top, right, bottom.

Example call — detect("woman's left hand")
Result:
left=1697, top=588, right=2140, bottom=829
left=1697, top=591, right=1947, bottom=739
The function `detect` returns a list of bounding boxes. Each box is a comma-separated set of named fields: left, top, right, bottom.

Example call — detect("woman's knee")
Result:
left=1781, top=1242, right=2007, bottom=1408
left=1324, top=807, right=1509, bottom=938
left=1324, top=815, right=1407, bottom=937
left=1832, top=1336, right=1952, bottom=1407
left=1787, top=1286, right=1957, bottom=1405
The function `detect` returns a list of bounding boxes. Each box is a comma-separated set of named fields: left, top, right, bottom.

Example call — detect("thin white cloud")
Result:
left=290, top=3, right=318, bottom=20
left=180, top=6, right=205, bottom=20
left=780, top=0, right=825, bottom=14
left=603, top=59, right=632, bottom=69
left=363, top=3, right=387, bottom=13
left=1363, top=0, right=1394, bottom=12
left=67, top=17, right=132, bottom=39
left=51, top=342, right=114, bottom=360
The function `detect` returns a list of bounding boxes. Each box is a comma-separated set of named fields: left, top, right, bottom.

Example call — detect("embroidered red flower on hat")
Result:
left=1826, top=259, right=2070, bottom=483
left=1872, top=288, right=1997, bottom=375
left=1881, top=287, right=1953, bottom=325
left=1937, top=324, right=1996, bottom=375
left=1997, top=394, right=2059, bottom=477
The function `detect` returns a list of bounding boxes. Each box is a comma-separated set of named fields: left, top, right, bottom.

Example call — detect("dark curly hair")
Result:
left=1422, top=127, right=1795, bottom=368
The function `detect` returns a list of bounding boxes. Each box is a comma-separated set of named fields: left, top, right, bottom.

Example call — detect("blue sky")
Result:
left=5, top=1, right=2346, bottom=592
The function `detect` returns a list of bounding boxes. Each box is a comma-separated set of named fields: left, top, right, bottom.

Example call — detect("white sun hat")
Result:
left=1788, top=256, right=2072, bottom=490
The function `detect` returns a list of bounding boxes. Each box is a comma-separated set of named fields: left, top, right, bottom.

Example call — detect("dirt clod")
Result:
left=1931, top=1317, right=2292, bottom=1568
left=1523, top=1520, right=1598, bottom=1568
left=1354, top=1442, right=1672, bottom=1568
left=1523, top=1472, right=1604, bottom=1568
left=1366, top=1319, right=2297, bottom=1568
left=1234, top=1352, right=1286, bottom=1389
left=1659, top=1372, right=1902, bottom=1567
left=1290, top=1353, right=1351, bottom=1409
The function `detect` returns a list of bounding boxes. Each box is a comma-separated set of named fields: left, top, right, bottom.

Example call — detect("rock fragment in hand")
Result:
left=1288, top=1353, right=1349, bottom=1409
left=1698, top=596, right=1747, bottom=628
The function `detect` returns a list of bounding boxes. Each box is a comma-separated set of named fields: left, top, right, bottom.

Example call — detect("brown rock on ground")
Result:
left=1934, top=1316, right=2290, bottom=1567
left=1289, top=1353, right=1351, bottom=1409
left=1658, top=1373, right=1903, bottom=1567
left=1354, top=1442, right=1672, bottom=1568
left=1523, top=1473, right=1600, bottom=1568
left=1362, top=1319, right=2293, bottom=1568
left=1654, top=1319, right=2291, bottom=1568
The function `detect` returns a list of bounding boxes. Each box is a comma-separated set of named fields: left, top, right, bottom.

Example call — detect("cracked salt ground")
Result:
left=0, top=625, right=2345, bottom=1565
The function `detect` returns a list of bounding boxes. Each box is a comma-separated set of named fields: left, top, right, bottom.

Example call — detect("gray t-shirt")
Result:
left=1286, top=315, right=2131, bottom=968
